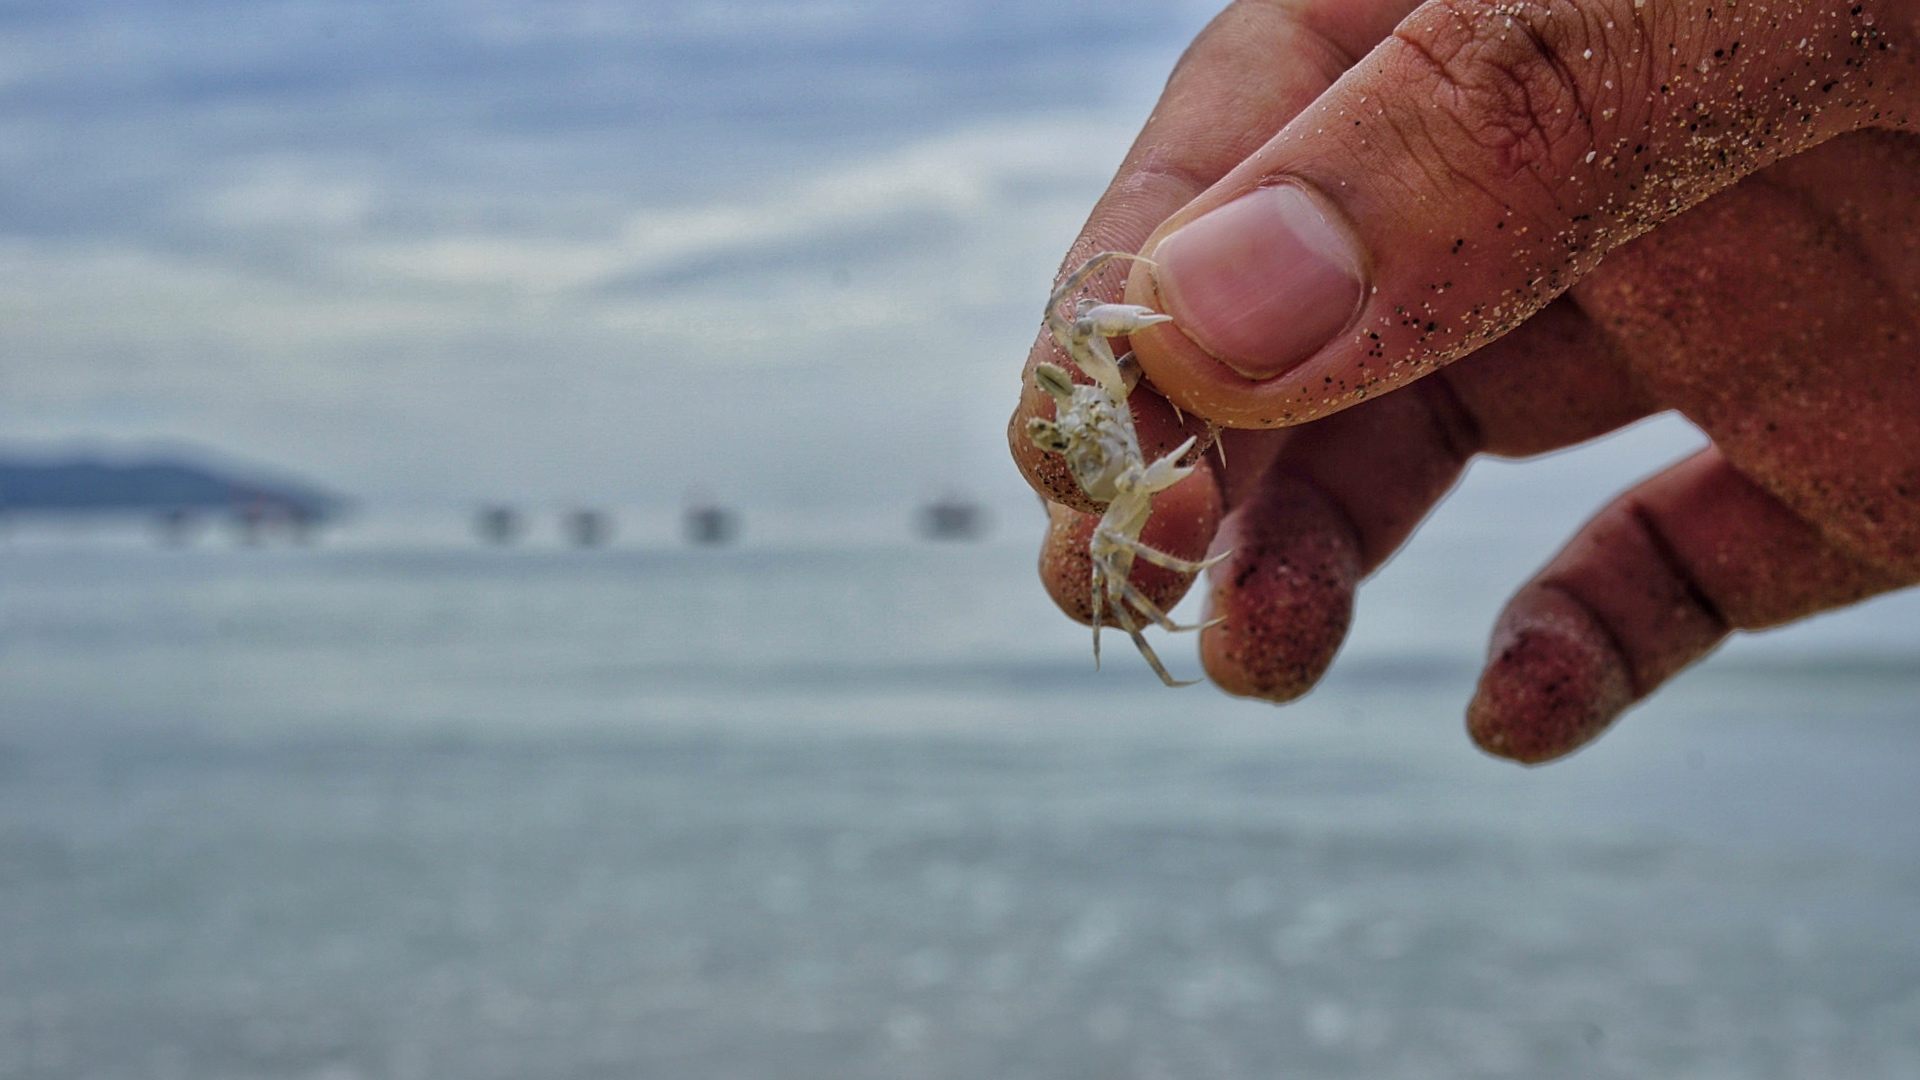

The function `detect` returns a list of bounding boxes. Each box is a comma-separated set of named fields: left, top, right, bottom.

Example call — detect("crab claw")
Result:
left=1139, top=435, right=1199, bottom=492
left=1076, top=303, right=1175, bottom=339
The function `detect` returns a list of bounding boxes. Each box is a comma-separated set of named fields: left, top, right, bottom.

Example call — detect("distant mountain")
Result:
left=0, top=456, right=346, bottom=520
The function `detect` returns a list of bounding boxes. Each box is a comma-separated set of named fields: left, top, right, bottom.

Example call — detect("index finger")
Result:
left=1008, top=0, right=1421, bottom=511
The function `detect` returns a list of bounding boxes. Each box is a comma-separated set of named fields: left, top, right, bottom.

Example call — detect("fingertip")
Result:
left=1037, top=501, right=1101, bottom=626
left=1466, top=587, right=1635, bottom=765
left=1198, top=475, right=1359, bottom=702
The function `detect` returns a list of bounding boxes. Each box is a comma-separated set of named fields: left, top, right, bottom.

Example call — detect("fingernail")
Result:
left=1152, top=183, right=1366, bottom=381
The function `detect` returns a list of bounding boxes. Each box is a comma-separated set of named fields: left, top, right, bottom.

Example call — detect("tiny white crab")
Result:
left=1026, top=251, right=1225, bottom=686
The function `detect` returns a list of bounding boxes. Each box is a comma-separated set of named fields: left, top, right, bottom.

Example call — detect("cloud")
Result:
left=321, top=115, right=1131, bottom=296
left=197, top=163, right=379, bottom=232
left=0, top=111, right=1140, bottom=504
left=0, top=0, right=1215, bottom=505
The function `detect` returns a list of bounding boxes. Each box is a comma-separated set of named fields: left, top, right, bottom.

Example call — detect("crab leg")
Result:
left=1097, top=544, right=1219, bottom=674
left=1047, top=251, right=1155, bottom=323
left=1095, top=543, right=1197, bottom=632
left=1089, top=561, right=1105, bottom=670
left=1047, top=253, right=1163, bottom=399
left=1111, top=535, right=1230, bottom=577
left=1112, top=601, right=1199, bottom=688
left=1110, top=572, right=1221, bottom=636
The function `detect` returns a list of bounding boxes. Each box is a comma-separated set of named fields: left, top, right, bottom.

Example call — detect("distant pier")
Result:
left=566, top=509, right=613, bottom=548
left=917, top=495, right=988, bottom=541
left=684, top=503, right=738, bottom=546
left=475, top=505, right=524, bottom=545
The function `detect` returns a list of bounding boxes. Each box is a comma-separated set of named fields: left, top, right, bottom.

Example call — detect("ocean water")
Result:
left=2, top=481, right=1919, bottom=1080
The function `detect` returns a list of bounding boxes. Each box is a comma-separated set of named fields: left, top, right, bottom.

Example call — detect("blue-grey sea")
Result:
left=3, top=460, right=1920, bottom=1080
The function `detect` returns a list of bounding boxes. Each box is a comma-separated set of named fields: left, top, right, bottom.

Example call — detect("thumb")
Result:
left=1124, top=0, right=1916, bottom=428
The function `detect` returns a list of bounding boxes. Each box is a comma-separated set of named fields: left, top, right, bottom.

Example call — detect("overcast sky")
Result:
left=0, top=0, right=1227, bottom=507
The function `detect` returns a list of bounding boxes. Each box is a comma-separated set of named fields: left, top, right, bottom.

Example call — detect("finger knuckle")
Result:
left=1389, top=0, right=1617, bottom=183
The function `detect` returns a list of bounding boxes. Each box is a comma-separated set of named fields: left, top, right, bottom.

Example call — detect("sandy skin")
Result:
left=1012, top=0, right=1920, bottom=763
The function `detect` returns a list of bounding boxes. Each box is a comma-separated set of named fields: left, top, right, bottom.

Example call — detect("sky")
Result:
left=0, top=0, right=1235, bottom=509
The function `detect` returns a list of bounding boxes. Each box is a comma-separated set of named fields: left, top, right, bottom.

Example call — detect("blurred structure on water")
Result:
left=685, top=498, right=738, bottom=546
left=153, top=507, right=204, bottom=547
left=475, top=505, right=524, bottom=546
left=565, top=508, right=613, bottom=548
left=232, top=498, right=326, bottom=547
left=917, top=493, right=989, bottom=541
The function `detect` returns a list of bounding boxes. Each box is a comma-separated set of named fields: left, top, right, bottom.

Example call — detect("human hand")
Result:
left=1010, top=0, right=1920, bottom=762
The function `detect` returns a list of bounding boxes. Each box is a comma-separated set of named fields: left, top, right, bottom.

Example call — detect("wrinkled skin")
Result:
left=1011, top=0, right=1920, bottom=763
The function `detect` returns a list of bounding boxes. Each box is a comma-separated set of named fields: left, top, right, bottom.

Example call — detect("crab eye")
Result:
left=1033, top=362, right=1075, bottom=400
left=1026, top=417, right=1071, bottom=453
